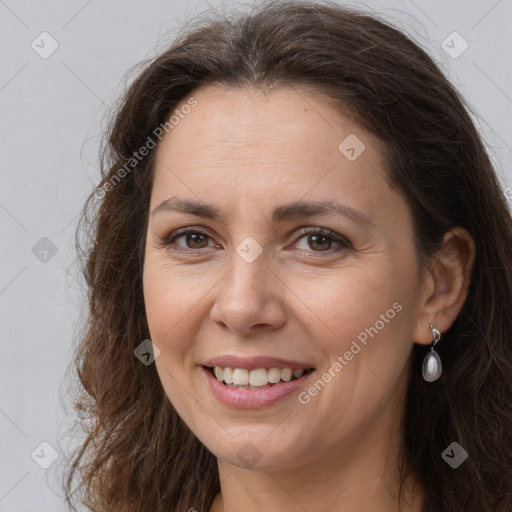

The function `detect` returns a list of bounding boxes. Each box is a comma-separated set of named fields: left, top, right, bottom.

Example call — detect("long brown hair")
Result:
left=64, top=1, right=512, bottom=511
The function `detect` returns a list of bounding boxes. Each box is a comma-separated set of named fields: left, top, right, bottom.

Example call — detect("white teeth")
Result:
left=268, top=367, right=282, bottom=383
left=249, top=368, right=268, bottom=387
left=223, top=367, right=233, bottom=384
left=281, top=368, right=293, bottom=382
left=212, top=366, right=309, bottom=387
left=292, top=369, right=304, bottom=378
left=232, top=368, right=249, bottom=386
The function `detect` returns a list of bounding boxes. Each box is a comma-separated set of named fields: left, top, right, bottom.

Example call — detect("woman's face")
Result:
left=143, top=85, right=429, bottom=470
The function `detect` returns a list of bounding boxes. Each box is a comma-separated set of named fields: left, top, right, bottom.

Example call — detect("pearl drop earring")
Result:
left=422, top=324, right=442, bottom=382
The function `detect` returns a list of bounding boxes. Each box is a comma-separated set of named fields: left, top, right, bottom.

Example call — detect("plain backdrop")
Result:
left=1, top=0, right=511, bottom=510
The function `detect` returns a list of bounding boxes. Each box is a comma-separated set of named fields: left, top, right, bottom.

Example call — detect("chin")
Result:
left=198, top=428, right=306, bottom=470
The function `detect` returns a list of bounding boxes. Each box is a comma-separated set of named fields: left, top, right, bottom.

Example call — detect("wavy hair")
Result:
left=64, top=1, right=512, bottom=511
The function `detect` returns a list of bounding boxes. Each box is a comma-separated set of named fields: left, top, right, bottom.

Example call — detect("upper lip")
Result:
left=203, top=355, right=314, bottom=370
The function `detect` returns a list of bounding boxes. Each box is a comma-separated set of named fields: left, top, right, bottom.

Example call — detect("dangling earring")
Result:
left=422, top=324, right=442, bottom=382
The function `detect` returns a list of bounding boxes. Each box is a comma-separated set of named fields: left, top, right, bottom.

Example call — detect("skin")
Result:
left=142, top=85, right=475, bottom=511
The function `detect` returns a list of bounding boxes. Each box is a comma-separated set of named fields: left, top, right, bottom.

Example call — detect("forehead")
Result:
left=158, top=85, right=374, bottom=155
left=149, top=85, right=401, bottom=229
left=154, top=86, right=386, bottom=181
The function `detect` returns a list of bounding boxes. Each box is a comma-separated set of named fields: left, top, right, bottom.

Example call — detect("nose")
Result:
left=209, top=249, right=287, bottom=335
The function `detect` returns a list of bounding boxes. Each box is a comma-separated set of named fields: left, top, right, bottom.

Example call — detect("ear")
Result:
left=413, top=227, right=476, bottom=345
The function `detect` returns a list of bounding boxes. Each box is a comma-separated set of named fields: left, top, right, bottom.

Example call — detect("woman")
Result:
left=64, top=1, right=512, bottom=511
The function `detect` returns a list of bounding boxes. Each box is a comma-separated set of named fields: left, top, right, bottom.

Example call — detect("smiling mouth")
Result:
left=206, top=366, right=315, bottom=389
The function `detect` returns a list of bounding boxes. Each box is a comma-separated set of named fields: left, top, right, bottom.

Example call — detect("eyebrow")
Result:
left=152, top=197, right=373, bottom=226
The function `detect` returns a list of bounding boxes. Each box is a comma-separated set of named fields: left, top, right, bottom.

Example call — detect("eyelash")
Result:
left=160, top=226, right=352, bottom=256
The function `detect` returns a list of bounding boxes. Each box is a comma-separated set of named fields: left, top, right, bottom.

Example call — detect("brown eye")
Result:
left=294, top=228, right=351, bottom=254
left=181, top=232, right=209, bottom=249
left=163, top=228, right=215, bottom=251
left=305, top=233, right=332, bottom=251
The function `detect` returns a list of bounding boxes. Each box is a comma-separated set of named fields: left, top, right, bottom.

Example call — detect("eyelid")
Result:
left=293, top=226, right=352, bottom=250
left=161, top=225, right=352, bottom=253
left=161, top=226, right=217, bottom=250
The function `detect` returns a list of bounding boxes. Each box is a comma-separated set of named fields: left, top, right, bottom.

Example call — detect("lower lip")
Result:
left=202, top=366, right=314, bottom=409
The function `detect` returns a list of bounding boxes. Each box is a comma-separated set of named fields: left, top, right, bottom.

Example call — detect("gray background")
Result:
left=1, top=0, right=511, bottom=510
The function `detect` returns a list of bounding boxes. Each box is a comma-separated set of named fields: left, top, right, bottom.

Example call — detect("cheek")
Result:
left=143, top=262, right=206, bottom=427
left=293, top=259, right=418, bottom=404
left=292, top=264, right=404, bottom=344
left=296, top=267, right=414, bottom=431
left=143, top=259, right=213, bottom=348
